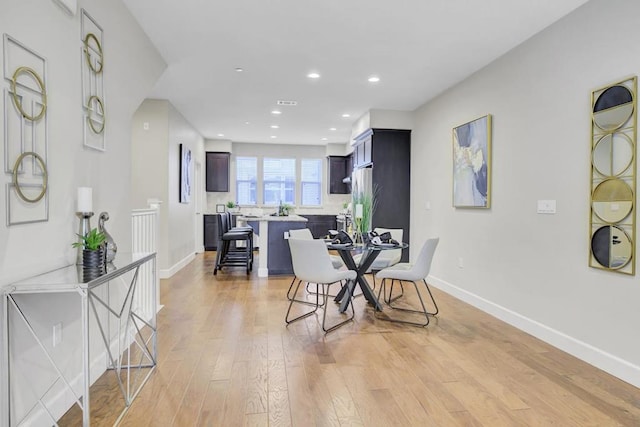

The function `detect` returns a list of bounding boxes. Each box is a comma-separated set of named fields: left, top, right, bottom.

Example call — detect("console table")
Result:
left=2, top=252, right=157, bottom=426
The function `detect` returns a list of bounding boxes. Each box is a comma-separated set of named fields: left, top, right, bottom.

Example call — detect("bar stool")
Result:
left=213, top=213, right=253, bottom=275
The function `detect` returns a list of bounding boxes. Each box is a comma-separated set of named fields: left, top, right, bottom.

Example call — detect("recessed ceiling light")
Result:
left=271, top=125, right=279, bottom=129
left=321, top=137, right=328, bottom=141
left=329, top=127, right=337, bottom=131
left=217, top=133, right=224, bottom=137
left=245, top=121, right=250, bottom=125
left=270, top=135, right=277, bottom=139
left=341, top=113, right=350, bottom=118
left=235, top=67, right=244, bottom=72
left=368, top=75, right=380, bottom=83
left=271, top=110, right=282, bottom=115
left=307, top=72, right=320, bottom=79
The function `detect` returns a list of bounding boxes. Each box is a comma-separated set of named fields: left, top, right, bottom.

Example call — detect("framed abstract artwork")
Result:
left=453, top=114, right=492, bottom=208
left=179, top=144, right=192, bottom=204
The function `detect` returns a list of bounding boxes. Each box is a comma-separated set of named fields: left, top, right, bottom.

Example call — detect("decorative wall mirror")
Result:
left=590, top=76, right=637, bottom=274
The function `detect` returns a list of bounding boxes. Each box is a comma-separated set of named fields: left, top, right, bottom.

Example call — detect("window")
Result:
left=263, top=158, right=295, bottom=205
left=300, top=159, right=322, bottom=206
left=236, top=157, right=257, bottom=205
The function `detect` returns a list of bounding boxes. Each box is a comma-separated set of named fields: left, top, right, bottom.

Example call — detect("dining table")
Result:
left=327, top=241, right=409, bottom=313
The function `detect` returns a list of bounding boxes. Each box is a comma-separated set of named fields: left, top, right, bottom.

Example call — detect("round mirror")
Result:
left=592, top=179, right=633, bottom=223
left=593, top=85, right=634, bottom=131
left=592, top=133, right=634, bottom=177
left=591, top=225, right=632, bottom=269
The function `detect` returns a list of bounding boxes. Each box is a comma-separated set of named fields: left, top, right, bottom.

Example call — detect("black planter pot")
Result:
left=82, top=248, right=105, bottom=281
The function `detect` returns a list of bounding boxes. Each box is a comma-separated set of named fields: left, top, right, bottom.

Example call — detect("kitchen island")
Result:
left=237, top=214, right=308, bottom=277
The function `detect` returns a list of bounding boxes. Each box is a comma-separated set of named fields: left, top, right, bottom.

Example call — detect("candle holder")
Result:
left=76, top=211, right=94, bottom=265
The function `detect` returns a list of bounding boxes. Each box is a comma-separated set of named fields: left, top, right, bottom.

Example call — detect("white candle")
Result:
left=77, top=187, right=93, bottom=212
left=355, top=204, right=363, bottom=219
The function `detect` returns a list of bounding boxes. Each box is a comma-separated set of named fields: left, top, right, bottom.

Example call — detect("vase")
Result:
left=82, top=247, right=105, bottom=281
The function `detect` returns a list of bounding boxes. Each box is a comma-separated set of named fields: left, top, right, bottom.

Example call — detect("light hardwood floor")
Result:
left=61, top=251, right=640, bottom=426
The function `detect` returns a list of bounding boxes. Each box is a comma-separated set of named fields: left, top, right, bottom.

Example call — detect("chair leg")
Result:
left=245, top=236, right=251, bottom=274
left=289, top=279, right=326, bottom=307
left=305, top=281, right=339, bottom=300
left=321, top=283, right=355, bottom=333
left=285, top=279, right=321, bottom=325
left=422, top=279, right=439, bottom=315
left=213, top=246, right=223, bottom=275
left=386, top=280, right=405, bottom=303
left=375, top=279, right=430, bottom=327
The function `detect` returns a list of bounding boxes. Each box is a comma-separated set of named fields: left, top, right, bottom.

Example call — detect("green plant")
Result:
left=226, top=201, right=236, bottom=208
left=279, top=203, right=292, bottom=216
left=352, top=184, right=379, bottom=235
left=72, top=228, right=106, bottom=251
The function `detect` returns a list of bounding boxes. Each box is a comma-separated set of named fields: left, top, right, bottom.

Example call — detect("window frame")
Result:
left=300, top=158, right=323, bottom=207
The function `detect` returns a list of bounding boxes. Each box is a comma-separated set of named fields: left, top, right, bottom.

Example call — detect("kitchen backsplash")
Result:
left=205, top=192, right=350, bottom=215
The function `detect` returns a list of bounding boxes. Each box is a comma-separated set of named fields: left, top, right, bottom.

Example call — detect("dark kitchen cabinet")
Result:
left=204, top=215, right=219, bottom=250
left=328, top=156, right=350, bottom=194
left=206, top=152, right=230, bottom=192
left=354, top=128, right=411, bottom=261
left=301, top=215, right=337, bottom=239
left=353, top=135, right=372, bottom=168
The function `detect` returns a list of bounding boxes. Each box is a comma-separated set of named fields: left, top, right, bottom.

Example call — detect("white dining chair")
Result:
left=289, top=228, right=344, bottom=268
left=286, top=238, right=357, bottom=333
left=374, top=238, right=439, bottom=327
left=287, top=228, right=345, bottom=303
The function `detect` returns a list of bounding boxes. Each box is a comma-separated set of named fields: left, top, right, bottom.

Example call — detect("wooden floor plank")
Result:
left=58, top=252, right=640, bottom=426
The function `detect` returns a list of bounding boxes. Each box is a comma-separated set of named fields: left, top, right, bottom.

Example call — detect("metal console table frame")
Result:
left=2, top=252, right=157, bottom=426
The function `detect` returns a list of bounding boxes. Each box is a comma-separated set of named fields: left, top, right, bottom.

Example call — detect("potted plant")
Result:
left=278, top=202, right=292, bottom=216
left=226, top=201, right=239, bottom=213
left=72, top=228, right=107, bottom=273
left=352, top=185, right=378, bottom=242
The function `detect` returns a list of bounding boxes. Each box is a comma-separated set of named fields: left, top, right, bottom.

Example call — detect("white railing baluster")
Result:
left=131, top=208, right=159, bottom=321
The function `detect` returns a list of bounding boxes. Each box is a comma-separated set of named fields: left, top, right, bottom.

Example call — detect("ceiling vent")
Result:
left=276, top=100, right=298, bottom=106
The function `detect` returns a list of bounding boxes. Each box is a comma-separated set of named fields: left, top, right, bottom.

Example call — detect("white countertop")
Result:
left=238, top=214, right=308, bottom=222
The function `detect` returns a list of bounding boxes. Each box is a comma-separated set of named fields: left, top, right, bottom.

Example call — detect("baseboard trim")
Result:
left=428, top=275, right=640, bottom=389
left=160, top=253, right=196, bottom=279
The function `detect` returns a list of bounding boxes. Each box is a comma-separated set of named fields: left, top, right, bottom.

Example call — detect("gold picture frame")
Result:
left=589, top=76, right=637, bottom=275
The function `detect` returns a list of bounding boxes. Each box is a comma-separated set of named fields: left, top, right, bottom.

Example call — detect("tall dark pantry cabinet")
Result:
left=353, top=128, right=411, bottom=262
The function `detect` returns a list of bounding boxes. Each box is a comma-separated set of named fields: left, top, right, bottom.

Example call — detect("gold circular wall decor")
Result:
left=592, top=133, right=634, bottom=177
left=592, top=178, right=634, bottom=223
left=87, top=95, right=105, bottom=134
left=12, top=151, right=48, bottom=203
left=591, top=225, right=633, bottom=269
left=10, top=66, right=47, bottom=122
left=84, top=33, right=104, bottom=74
left=593, top=85, right=634, bottom=131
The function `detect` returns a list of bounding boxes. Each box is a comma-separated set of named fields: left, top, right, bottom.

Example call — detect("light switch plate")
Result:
left=537, top=200, right=556, bottom=214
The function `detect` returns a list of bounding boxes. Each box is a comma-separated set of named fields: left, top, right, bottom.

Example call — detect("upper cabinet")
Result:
left=206, top=152, right=230, bottom=192
left=353, top=131, right=373, bottom=168
left=327, top=155, right=350, bottom=194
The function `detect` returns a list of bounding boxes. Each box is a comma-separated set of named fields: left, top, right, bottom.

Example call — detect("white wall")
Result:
left=132, top=100, right=169, bottom=267
left=412, top=0, right=640, bottom=386
left=0, top=0, right=166, bottom=422
left=132, top=99, right=204, bottom=276
left=168, top=102, right=203, bottom=269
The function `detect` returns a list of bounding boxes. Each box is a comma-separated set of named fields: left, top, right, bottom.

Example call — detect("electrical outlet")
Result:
left=458, top=257, right=464, bottom=269
left=284, top=231, right=289, bottom=239
left=53, top=322, right=62, bottom=347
